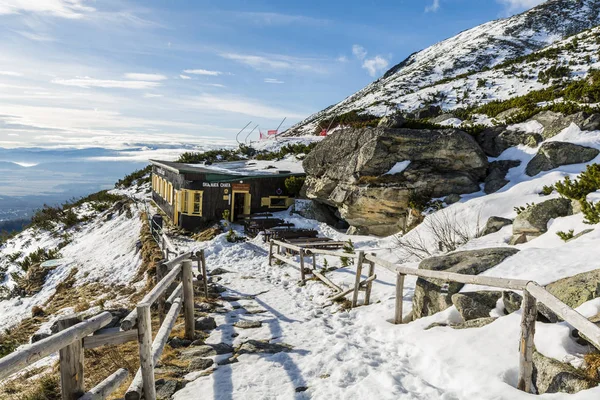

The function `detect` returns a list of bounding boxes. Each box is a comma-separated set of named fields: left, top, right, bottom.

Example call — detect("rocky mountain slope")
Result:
left=284, top=0, right=600, bottom=136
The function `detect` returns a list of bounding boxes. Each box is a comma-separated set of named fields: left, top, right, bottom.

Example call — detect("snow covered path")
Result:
left=170, top=232, right=600, bottom=400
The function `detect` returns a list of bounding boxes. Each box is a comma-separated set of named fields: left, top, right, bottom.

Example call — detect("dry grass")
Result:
left=584, top=353, right=600, bottom=381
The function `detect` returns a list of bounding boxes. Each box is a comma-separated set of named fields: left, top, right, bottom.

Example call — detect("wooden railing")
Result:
left=269, top=240, right=600, bottom=394
left=0, top=233, right=207, bottom=400
left=0, top=312, right=131, bottom=400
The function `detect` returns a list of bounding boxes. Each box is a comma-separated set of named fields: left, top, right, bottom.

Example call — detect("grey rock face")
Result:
left=502, top=291, right=523, bottom=314
left=236, top=340, right=292, bottom=355
left=412, top=248, right=519, bottom=319
left=195, top=316, right=217, bottom=331
left=302, top=127, right=488, bottom=236
left=429, top=114, right=457, bottom=124
left=581, top=113, right=600, bottom=131
left=377, top=113, right=405, bottom=129
left=477, top=126, right=542, bottom=157
left=451, top=291, right=502, bottom=321
left=512, top=198, right=573, bottom=240
left=156, top=379, right=180, bottom=400
left=410, top=105, right=442, bottom=120
left=533, top=351, right=596, bottom=394
left=481, top=216, right=513, bottom=236
left=233, top=320, right=263, bottom=329
left=484, top=160, right=521, bottom=194
left=189, top=357, right=214, bottom=371
left=525, top=142, right=599, bottom=176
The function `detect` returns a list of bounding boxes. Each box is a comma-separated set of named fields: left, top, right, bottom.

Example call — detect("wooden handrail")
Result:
left=0, top=311, right=112, bottom=381
left=79, top=368, right=129, bottom=400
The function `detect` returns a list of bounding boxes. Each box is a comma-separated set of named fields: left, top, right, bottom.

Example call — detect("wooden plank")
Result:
left=200, top=250, right=208, bottom=298
left=126, top=298, right=182, bottom=400
left=272, top=253, right=302, bottom=270
left=79, top=368, right=129, bottom=400
left=329, top=275, right=377, bottom=301
left=364, top=261, right=375, bottom=305
left=140, top=264, right=182, bottom=306
left=0, top=311, right=112, bottom=382
left=83, top=329, right=138, bottom=349
left=136, top=303, right=155, bottom=400
left=517, top=290, right=536, bottom=393
left=394, top=274, right=405, bottom=325
left=304, top=248, right=359, bottom=258
left=526, top=282, right=600, bottom=349
left=312, top=270, right=342, bottom=292
left=272, top=240, right=303, bottom=252
left=165, top=283, right=183, bottom=308
left=182, top=260, right=195, bottom=340
left=156, top=262, right=168, bottom=324
left=364, top=253, right=530, bottom=291
left=163, top=252, right=193, bottom=270
left=268, top=241, right=274, bottom=266
left=120, top=310, right=137, bottom=331
left=59, top=317, right=85, bottom=400
left=352, top=251, right=365, bottom=307
left=160, top=232, right=177, bottom=254
left=299, top=249, right=306, bottom=282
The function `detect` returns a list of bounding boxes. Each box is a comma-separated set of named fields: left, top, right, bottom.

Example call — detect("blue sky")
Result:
left=0, top=0, right=546, bottom=150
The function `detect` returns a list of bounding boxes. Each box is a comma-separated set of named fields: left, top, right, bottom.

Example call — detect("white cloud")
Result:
left=176, top=94, right=305, bottom=119
left=183, top=69, right=222, bottom=76
left=0, top=0, right=95, bottom=19
left=497, top=0, right=547, bottom=13
left=205, top=83, right=225, bottom=88
left=7, top=133, right=19, bottom=136
left=143, top=93, right=163, bottom=98
left=52, top=76, right=160, bottom=89
left=124, top=73, right=167, bottom=81
left=425, top=0, right=441, bottom=13
left=337, top=56, right=348, bottom=63
left=362, top=56, right=389, bottom=77
left=179, top=74, right=192, bottom=80
left=352, top=45, right=367, bottom=60
left=0, top=70, right=23, bottom=77
left=220, top=52, right=326, bottom=73
left=232, top=12, right=330, bottom=27
left=14, top=30, right=55, bottom=42
left=264, top=78, right=284, bottom=84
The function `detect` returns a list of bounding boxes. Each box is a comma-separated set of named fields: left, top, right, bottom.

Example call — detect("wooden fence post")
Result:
left=364, top=260, right=376, bottom=305
left=299, top=249, right=306, bottom=282
left=352, top=251, right=365, bottom=307
left=518, top=290, right=537, bottom=393
left=394, top=273, right=405, bottom=324
left=200, top=250, right=208, bottom=298
left=156, top=262, right=167, bottom=324
left=268, top=241, right=274, bottom=266
left=182, top=260, right=196, bottom=340
left=136, top=303, right=156, bottom=400
left=58, top=316, right=85, bottom=400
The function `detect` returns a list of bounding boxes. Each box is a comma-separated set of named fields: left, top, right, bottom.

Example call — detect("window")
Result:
left=270, top=197, right=287, bottom=207
left=261, top=196, right=291, bottom=209
left=181, top=190, right=203, bottom=216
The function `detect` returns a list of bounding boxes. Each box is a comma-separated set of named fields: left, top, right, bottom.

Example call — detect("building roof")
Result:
left=150, top=159, right=305, bottom=182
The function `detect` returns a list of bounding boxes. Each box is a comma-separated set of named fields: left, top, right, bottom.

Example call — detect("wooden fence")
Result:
left=0, top=230, right=208, bottom=400
left=270, top=240, right=600, bottom=394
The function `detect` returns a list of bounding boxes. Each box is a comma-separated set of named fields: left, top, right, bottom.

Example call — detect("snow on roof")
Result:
left=189, top=159, right=305, bottom=176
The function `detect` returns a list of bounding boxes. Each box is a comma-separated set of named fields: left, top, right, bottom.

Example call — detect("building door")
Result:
left=231, top=191, right=251, bottom=221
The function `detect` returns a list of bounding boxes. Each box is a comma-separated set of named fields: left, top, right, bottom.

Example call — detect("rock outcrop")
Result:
left=477, top=126, right=542, bottom=157
left=538, top=269, right=600, bottom=322
left=451, top=291, right=502, bottom=321
left=528, top=111, right=599, bottom=139
left=302, top=127, right=488, bottom=236
left=481, top=216, right=513, bottom=236
left=525, top=142, right=599, bottom=176
left=484, top=160, right=521, bottom=194
left=533, top=351, right=597, bottom=394
left=412, top=248, right=519, bottom=319
left=511, top=198, right=573, bottom=243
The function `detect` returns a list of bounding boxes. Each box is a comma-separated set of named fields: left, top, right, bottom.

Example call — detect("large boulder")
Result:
left=451, top=291, right=502, bottom=321
left=581, top=113, right=600, bottom=131
left=511, top=198, right=573, bottom=242
left=541, top=269, right=600, bottom=321
left=481, top=216, right=513, bottom=236
left=377, top=113, right=405, bottom=129
left=410, top=105, right=442, bottom=120
left=477, top=126, right=542, bottom=157
left=533, top=351, right=596, bottom=394
left=525, top=142, right=599, bottom=176
left=302, top=127, right=488, bottom=236
left=412, top=248, right=520, bottom=319
left=484, top=160, right=521, bottom=194
left=528, top=111, right=594, bottom=139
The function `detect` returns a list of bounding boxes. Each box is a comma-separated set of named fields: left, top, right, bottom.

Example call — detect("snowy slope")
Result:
left=0, top=183, right=149, bottom=333
left=167, top=121, right=600, bottom=398
left=285, top=0, right=600, bottom=136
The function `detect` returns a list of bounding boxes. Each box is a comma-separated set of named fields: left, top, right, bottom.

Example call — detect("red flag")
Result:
left=267, top=130, right=278, bottom=136
left=319, top=129, right=328, bottom=136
